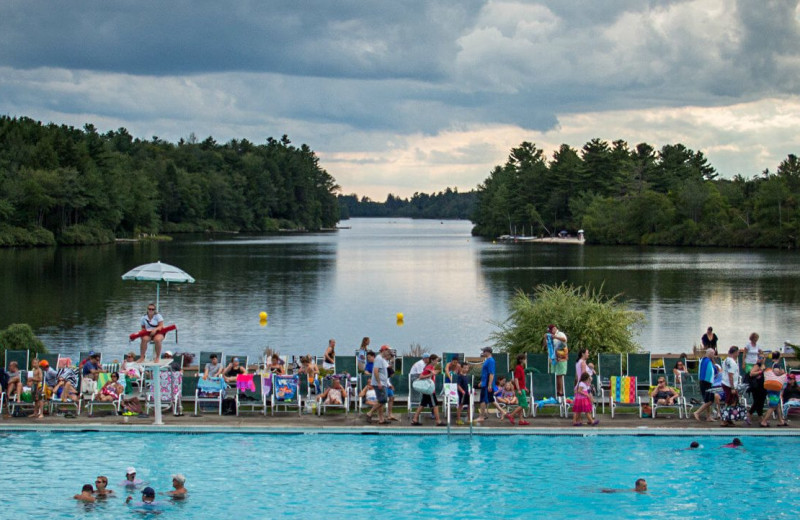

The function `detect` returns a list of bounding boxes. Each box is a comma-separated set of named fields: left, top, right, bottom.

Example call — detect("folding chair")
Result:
left=530, top=372, right=560, bottom=417
left=271, top=374, right=302, bottom=415
left=609, top=376, right=643, bottom=418
left=236, top=374, right=267, bottom=415
left=597, top=353, right=622, bottom=413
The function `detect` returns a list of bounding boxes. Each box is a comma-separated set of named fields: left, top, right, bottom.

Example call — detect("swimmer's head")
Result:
left=635, top=479, right=647, bottom=492
left=690, top=441, right=700, bottom=449
left=732, top=438, right=742, bottom=447
left=142, top=487, right=155, bottom=502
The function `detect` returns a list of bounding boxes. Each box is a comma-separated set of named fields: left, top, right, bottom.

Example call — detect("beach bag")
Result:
left=721, top=404, right=746, bottom=423
left=412, top=379, right=435, bottom=395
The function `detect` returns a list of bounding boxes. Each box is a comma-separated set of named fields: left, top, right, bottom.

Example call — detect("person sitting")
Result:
left=74, top=484, right=96, bottom=503
left=318, top=377, right=346, bottom=405
left=299, top=355, right=320, bottom=393
left=97, top=373, right=123, bottom=403
left=122, top=352, right=143, bottom=380
left=94, top=476, right=114, bottom=497
left=782, top=373, right=800, bottom=418
left=53, top=376, right=80, bottom=403
left=40, top=360, right=58, bottom=389
left=167, top=474, right=187, bottom=498
left=222, top=358, right=246, bottom=384
left=672, top=361, right=689, bottom=384
left=203, top=354, right=223, bottom=380
left=82, top=353, right=104, bottom=381
left=137, top=303, right=165, bottom=362
left=268, top=354, right=285, bottom=375
left=360, top=381, right=378, bottom=411
left=495, top=381, right=525, bottom=425
left=651, top=377, right=677, bottom=405
left=5, top=361, right=22, bottom=402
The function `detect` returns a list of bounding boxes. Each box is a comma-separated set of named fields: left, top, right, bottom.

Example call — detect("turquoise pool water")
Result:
left=1, top=432, right=797, bottom=519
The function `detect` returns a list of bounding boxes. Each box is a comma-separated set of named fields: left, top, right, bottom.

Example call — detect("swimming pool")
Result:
left=1, top=432, right=797, bottom=519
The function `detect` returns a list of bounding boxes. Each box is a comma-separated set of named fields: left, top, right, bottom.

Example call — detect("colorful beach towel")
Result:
left=610, top=376, right=637, bottom=403
left=274, top=375, right=298, bottom=402
left=198, top=376, right=225, bottom=397
left=545, top=333, right=556, bottom=363
left=236, top=373, right=256, bottom=393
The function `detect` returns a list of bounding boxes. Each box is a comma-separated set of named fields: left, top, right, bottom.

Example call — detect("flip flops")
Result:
left=410, top=421, right=422, bottom=426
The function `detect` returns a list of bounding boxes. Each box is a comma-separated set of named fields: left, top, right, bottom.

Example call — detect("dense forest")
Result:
left=338, top=188, right=476, bottom=220
left=472, top=139, right=800, bottom=248
left=0, top=116, right=340, bottom=246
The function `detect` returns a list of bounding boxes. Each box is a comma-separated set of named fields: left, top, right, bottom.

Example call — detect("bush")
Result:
left=0, top=225, right=56, bottom=247
left=0, top=323, right=48, bottom=364
left=58, top=224, right=116, bottom=245
left=491, top=283, right=644, bottom=358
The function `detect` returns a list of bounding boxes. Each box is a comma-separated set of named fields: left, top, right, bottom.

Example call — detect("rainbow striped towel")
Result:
left=610, top=376, right=637, bottom=403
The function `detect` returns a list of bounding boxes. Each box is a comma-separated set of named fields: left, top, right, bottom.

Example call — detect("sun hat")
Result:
left=142, top=487, right=155, bottom=497
left=126, top=466, right=136, bottom=475
left=171, top=474, right=186, bottom=484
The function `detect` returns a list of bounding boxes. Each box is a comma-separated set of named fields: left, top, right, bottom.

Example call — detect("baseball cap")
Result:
left=422, top=352, right=431, bottom=358
left=380, top=345, right=391, bottom=352
left=39, top=360, right=49, bottom=368
left=126, top=466, right=136, bottom=475
left=142, top=487, right=155, bottom=497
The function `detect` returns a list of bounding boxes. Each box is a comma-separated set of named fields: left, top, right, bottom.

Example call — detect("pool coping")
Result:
left=2, top=424, right=799, bottom=436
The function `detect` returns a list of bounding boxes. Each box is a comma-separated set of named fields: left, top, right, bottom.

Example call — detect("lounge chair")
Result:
left=626, top=353, right=652, bottom=390
left=335, top=355, right=358, bottom=378
left=493, top=387, right=527, bottom=419
left=146, top=370, right=182, bottom=415
left=48, top=368, right=82, bottom=416
left=317, top=375, right=349, bottom=416
left=4, top=350, right=30, bottom=414
left=493, top=352, right=510, bottom=379
left=648, top=382, right=683, bottom=419
left=36, top=353, right=61, bottom=369
left=198, top=351, right=223, bottom=377
left=271, top=374, right=302, bottom=415
left=195, top=376, right=225, bottom=415
left=88, top=373, right=123, bottom=416
left=608, top=376, right=643, bottom=418
left=530, top=372, right=560, bottom=417
left=661, top=357, right=687, bottom=386
left=236, top=373, right=267, bottom=416
left=597, top=353, right=622, bottom=413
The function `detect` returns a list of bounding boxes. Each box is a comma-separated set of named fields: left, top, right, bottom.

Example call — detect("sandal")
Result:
left=777, top=422, right=789, bottom=427
left=591, top=419, right=600, bottom=426
left=410, top=421, right=422, bottom=426
left=572, top=422, right=583, bottom=426
left=760, top=423, right=769, bottom=428
left=435, top=422, right=446, bottom=427
left=376, top=421, right=390, bottom=425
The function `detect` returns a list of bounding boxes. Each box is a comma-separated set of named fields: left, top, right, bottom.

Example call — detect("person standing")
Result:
left=323, top=339, right=336, bottom=371
left=137, top=303, right=165, bottom=362
left=761, top=361, right=788, bottom=427
left=693, top=348, right=717, bottom=422
left=356, top=337, right=370, bottom=374
left=475, top=347, right=496, bottom=423
left=549, top=325, right=569, bottom=396
left=720, top=346, right=741, bottom=427
left=513, top=354, right=531, bottom=425
left=701, top=327, right=718, bottom=354
left=369, top=347, right=391, bottom=424
left=409, top=353, right=430, bottom=376
left=410, top=354, right=444, bottom=426
left=746, top=355, right=767, bottom=425
left=743, top=333, right=761, bottom=372
left=575, top=349, right=590, bottom=387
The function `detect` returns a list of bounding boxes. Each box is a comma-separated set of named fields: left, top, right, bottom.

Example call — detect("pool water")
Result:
left=1, top=432, right=798, bottom=519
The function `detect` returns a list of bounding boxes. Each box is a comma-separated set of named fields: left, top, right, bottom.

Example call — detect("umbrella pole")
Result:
left=156, top=283, right=160, bottom=310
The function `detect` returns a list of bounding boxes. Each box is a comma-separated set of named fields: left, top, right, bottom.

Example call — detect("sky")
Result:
left=1, top=0, right=799, bottom=199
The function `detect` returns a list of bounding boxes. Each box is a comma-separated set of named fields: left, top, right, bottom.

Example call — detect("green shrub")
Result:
left=492, top=283, right=644, bottom=357
left=0, top=225, right=56, bottom=247
left=0, top=323, right=48, bottom=363
left=58, top=224, right=116, bottom=245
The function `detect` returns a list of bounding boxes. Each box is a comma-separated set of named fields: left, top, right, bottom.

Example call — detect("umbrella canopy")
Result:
left=122, top=261, right=195, bottom=308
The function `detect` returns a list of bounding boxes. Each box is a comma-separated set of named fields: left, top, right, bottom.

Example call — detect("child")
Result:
left=456, top=363, right=471, bottom=425
left=28, top=360, right=44, bottom=419
left=74, top=484, right=96, bottom=503
left=496, top=381, right=525, bottom=425
left=573, top=372, right=599, bottom=426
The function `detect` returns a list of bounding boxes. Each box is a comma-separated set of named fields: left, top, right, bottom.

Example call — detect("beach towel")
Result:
left=158, top=371, right=182, bottom=401
left=56, top=368, right=78, bottom=388
left=198, top=376, right=225, bottom=397
left=236, top=374, right=256, bottom=393
left=443, top=383, right=458, bottom=401
left=610, top=376, right=637, bottom=403
left=274, top=376, right=298, bottom=401
left=263, top=373, right=272, bottom=397
left=545, top=333, right=556, bottom=363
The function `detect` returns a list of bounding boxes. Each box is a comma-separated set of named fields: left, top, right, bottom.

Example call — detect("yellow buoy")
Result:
left=396, top=312, right=404, bottom=320
left=259, top=311, right=267, bottom=320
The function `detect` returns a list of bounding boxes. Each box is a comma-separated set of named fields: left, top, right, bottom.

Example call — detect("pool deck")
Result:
left=2, top=412, right=798, bottom=436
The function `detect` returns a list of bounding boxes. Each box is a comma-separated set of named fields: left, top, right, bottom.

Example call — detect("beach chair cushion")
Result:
left=610, top=376, right=637, bottom=403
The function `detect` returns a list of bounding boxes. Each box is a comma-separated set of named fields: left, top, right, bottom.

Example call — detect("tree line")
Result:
left=471, top=139, right=800, bottom=248
left=338, top=188, right=476, bottom=220
left=0, top=116, right=340, bottom=246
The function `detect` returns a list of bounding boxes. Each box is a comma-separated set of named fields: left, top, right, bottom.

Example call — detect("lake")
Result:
left=2, top=218, right=800, bottom=361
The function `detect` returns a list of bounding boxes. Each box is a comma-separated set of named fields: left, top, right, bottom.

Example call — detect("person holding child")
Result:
left=495, top=381, right=526, bottom=425
left=573, top=372, right=599, bottom=426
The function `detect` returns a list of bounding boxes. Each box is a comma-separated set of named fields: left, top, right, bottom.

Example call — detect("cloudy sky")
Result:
left=2, top=0, right=799, bottom=199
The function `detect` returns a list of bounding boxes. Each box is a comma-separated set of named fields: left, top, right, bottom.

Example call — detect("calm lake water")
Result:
left=2, top=218, right=800, bottom=361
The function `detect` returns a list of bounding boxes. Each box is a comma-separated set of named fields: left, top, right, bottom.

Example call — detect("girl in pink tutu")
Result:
left=573, top=372, right=599, bottom=426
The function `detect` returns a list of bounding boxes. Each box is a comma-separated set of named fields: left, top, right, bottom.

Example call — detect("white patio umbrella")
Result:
left=121, top=260, right=195, bottom=309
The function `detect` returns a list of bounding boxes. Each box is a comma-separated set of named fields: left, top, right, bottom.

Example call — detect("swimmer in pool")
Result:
left=121, top=466, right=144, bottom=488
left=94, top=475, right=114, bottom=497
left=601, top=478, right=648, bottom=493
left=167, top=474, right=187, bottom=498
left=126, top=486, right=162, bottom=507
left=687, top=441, right=700, bottom=449
left=722, top=438, right=743, bottom=448
left=74, top=484, right=96, bottom=503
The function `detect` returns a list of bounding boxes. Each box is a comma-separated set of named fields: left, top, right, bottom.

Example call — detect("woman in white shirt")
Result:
left=743, top=332, right=761, bottom=371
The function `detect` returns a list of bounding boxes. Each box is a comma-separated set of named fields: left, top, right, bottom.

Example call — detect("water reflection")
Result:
left=3, top=219, right=800, bottom=358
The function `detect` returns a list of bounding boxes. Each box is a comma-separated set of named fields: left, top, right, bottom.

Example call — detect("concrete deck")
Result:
left=2, top=410, right=798, bottom=436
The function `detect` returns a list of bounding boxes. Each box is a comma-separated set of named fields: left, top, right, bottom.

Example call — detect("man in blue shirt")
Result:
left=475, top=347, right=495, bottom=423
left=693, top=348, right=716, bottom=421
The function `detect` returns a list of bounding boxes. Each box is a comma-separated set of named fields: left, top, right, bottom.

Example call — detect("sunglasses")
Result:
left=148, top=308, right=155, bottom=311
